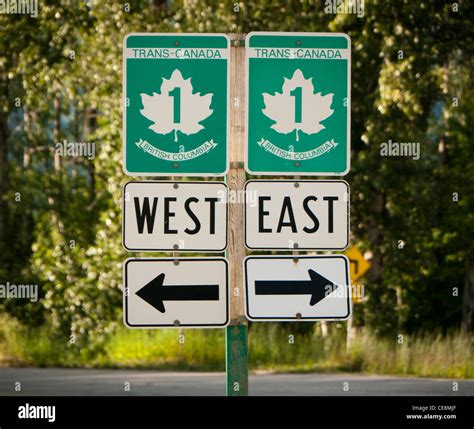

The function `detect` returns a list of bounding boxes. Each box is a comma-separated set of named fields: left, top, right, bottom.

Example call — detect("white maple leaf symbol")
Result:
left=140, top=69, right=213, bottom=142
left=262, top=69, right=334, bottom=142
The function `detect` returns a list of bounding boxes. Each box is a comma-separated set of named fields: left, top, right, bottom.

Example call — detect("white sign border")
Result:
left=244, top=179, right=350, bottom=251
left=243, top=254, right=352, bottom=322
left=124, top=257, right=230, bottom=328
left=122, top=33, right=231, bottom=177
left=244, top=31, right=351, bottom=176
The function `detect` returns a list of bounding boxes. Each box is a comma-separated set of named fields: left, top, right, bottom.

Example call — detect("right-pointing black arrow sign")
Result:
left=255, top=269, right=338, bottom=306
left=136, top=273, right=219, bottom=314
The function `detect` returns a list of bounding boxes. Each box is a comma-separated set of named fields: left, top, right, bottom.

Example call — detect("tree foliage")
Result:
left=0, top=0, right=473, bottom=352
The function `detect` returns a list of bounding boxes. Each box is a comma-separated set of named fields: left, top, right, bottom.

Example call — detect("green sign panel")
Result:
left=246, top=32, right=351, bottom=176
left=123, top=33, right=229, bottom=176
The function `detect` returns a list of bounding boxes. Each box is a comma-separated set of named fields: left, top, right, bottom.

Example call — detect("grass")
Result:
left=0, top=316, right=472, bottom=378
left=248, top=324, right=474, bottom=378
left=95, top=329, right=225, bottom=370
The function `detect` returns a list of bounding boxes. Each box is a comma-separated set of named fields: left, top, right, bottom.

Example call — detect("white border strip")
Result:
left=124, top=47, right=229, bottom=60
left=247, top=47, right=349, bottom=60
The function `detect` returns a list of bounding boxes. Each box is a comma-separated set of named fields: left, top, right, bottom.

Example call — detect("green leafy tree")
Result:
left=0, top=0, right=472, bottom=358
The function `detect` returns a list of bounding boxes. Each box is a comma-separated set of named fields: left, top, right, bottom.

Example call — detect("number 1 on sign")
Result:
left=169, top=87, right=181, bottom=124
left=290, top=86, right=302, bottom=123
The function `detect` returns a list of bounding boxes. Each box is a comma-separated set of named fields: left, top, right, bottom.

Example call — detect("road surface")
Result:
left=0, top=368, right=472, bottom=396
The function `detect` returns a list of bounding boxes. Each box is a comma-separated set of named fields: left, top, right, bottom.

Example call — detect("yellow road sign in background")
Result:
left=344, top=246, right=371, bottom=303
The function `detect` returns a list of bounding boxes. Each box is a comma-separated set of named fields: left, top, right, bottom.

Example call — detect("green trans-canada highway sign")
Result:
left=245, top=32, right=351, bottom=176
left=123, top=33, right=230, bottom=176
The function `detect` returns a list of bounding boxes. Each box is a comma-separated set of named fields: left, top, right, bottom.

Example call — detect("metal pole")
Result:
left=225, top=33, right=248, bottom=397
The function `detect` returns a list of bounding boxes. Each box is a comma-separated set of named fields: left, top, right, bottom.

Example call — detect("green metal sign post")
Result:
left=226, top=325, right=248, bottom=396
left=245, top=32, right=351, bottom=175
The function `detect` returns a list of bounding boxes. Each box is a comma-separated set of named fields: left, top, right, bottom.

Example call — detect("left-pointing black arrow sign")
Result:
left=136, top=273, right=219, bottom=314
left=255, top=269, right=338, bottom=306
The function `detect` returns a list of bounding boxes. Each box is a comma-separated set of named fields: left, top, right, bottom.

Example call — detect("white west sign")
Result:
left=124, top=258, right=229, bottom=328
left=123, top=181, right=227, bottom=252
left=244, top=255, right=351, bottom=321
left=244, top=180, right=349, bottom=250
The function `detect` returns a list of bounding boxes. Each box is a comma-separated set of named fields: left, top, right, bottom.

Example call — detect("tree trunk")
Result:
left=53, top=96, right=61, bottom=173
left=0, top=113, right=8, bottom=250
left=366, top=192, right=385, bottom=329
left=461, top=253, right=474, bottom=333
left=83, top=107, right=97, bottom=204
left=51, top=95, right=64, bottom=233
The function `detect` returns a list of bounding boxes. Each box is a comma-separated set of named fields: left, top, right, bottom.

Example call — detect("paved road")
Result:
left=0, top=368, right=472, bottom=396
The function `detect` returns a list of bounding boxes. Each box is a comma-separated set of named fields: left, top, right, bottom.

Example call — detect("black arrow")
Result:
left=255, top=269, right=338, bottom=306
left=136, top=273, right=219, bottom=313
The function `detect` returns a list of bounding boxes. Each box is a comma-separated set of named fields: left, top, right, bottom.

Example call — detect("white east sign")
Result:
left=244, top=180, right=349, bottom=250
